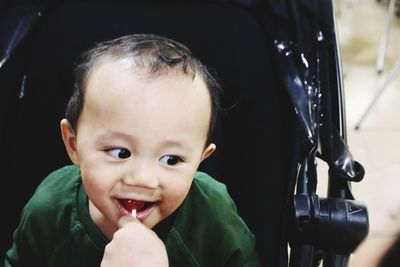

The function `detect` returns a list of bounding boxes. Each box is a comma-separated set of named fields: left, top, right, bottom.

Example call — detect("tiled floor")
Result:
left=318, top=0, right=400, bottom=266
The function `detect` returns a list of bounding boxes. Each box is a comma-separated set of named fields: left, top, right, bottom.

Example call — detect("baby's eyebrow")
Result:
left=97, top=131, right=136, bottom=142
left=97, top=131, right=193, bottom=151
left=162, top=139, right=191, bottom=150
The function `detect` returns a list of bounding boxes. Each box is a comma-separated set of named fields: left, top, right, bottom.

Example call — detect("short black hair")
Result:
left=66, top=34, right=222, bottom=144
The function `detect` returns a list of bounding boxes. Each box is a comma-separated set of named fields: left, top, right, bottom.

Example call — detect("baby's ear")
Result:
left=60, top=119, right=79, bottom=165
left=201, top=143, right=216, bottom=162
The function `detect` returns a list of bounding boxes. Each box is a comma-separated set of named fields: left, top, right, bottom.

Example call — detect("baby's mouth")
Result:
left=118, top=199, right=155, bottom=217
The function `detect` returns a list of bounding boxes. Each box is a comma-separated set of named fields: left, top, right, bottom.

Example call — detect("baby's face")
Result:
left=64, top=59, right=215, bottom=235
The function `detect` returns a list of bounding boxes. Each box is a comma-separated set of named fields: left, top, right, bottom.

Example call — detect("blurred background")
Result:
left=317, top=0, right=400, bottom=266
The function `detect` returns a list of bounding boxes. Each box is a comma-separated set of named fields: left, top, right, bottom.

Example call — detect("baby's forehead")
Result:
left=86, top=58, right=210, bottom=102
left=88, top=56, right=190, bottom=82
left=82, top=60, right=212, bottom=130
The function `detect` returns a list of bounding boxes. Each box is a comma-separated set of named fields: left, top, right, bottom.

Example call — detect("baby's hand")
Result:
left=100, top=216, right=169, bottom=267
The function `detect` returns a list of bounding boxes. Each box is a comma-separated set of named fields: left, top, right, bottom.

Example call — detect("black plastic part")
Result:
left=292, top=194, right=369, bottom=254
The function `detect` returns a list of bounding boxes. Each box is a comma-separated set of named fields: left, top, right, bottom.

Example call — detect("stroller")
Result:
left=0, top=0, right=369, bottom=266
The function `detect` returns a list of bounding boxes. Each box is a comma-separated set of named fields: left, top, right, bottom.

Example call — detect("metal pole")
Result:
left=355, top=57, right=400, bottom=130
left=376, top=0, right=395, bottom=74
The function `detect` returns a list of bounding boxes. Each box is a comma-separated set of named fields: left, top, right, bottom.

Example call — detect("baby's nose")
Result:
left=122, top=161, right=159, bottom=189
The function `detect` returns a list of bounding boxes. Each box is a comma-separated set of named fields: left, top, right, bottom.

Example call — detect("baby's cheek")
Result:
left=164, top=180, right=192, bottom=210
left=82, top=167, right=112, bottom=194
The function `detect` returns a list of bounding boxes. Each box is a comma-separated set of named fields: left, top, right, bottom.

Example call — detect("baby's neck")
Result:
left=89, top=200, right=117, bottom=240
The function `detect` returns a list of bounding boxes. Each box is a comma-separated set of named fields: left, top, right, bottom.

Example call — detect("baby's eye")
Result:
left=159, top=155, right=182, bottom=166
left=106, top=148, right=131, bottom=159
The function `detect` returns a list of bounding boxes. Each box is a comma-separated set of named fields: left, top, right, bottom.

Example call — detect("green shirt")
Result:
left=5, top=165, right=261, bottom=266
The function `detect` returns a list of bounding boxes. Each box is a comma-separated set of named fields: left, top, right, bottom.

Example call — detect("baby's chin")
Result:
left=144, top=209, right=174, bottom=229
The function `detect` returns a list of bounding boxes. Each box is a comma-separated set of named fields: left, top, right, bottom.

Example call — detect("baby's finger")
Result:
left=117, top=215, right=138, bottom=229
